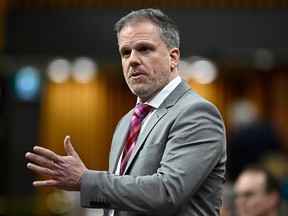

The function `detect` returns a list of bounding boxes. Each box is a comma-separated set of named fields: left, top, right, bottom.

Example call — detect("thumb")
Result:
left=64, top=135, right=76, bottom=156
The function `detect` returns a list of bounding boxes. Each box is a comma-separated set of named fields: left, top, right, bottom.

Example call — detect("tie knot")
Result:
left=134, top=104, right=152, bottom=120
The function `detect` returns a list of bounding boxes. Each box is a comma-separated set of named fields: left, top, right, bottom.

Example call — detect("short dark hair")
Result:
left=114, top=8, right=180, bottom=49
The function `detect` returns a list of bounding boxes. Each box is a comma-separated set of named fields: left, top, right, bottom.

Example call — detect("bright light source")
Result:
left=47, top=58, right=71, bottom=83
left=15, top=66, right=41, bottom=101
left=71, top=57, right=97, bottom=83
left=190, top=60, right=217, bottom=84
left=179, top=57, right=218, bottom=84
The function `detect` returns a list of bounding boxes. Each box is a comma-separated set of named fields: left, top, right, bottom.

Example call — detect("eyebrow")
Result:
left=119, top=41, right=154, bottom=52
left=134, top=41, right=154, bottom=47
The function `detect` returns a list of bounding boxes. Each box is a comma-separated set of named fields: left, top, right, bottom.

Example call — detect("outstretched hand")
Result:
left=25, top=136, right=87, bottom=191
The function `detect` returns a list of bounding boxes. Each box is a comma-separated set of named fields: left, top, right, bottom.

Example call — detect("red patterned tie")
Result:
left=120, top=104, right=152, bottom=175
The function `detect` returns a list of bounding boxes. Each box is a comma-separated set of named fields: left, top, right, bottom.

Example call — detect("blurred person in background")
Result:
left=25, top=8, right=226, bottom=216
left=234, top=165, right=281, bottom=216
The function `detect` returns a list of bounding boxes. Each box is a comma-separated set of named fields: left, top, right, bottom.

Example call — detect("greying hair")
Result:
left=114, top=8, right=180, bottom=49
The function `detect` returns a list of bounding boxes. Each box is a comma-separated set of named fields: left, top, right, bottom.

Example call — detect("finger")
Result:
left=33, top=179, right=58, bottom=188
left=64, top=135, right=76, bottom=156
left=32, top=146, right=60, bottom=162
left=27, top=162, right=55, bottom=177
left=25, top=152, right=54, bottom=168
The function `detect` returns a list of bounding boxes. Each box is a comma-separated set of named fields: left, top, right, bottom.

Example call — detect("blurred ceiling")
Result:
left=0, top=0, right=288, bottom=74
left=5, top=0, right=288, bottom=9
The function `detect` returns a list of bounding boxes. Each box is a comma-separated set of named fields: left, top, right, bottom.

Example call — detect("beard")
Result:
left=126, top=65, right=171, bottom=100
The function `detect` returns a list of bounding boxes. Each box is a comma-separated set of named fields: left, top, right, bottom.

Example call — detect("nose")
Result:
left=128, top=50, right=141, bottom=67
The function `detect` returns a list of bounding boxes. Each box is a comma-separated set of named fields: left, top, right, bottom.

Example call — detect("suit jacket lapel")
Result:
left=122, top=80, right=191, bottom=175
left=123, top=107, right=167, bottom=174
left=109, top=110, right=133, bottom=173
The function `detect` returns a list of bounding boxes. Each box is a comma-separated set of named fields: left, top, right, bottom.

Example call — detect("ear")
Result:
left=169, top=48, right=180, bottom=70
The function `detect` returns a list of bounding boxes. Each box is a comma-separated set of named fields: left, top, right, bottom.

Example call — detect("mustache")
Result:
left=128, top=69, right=147, bottom=78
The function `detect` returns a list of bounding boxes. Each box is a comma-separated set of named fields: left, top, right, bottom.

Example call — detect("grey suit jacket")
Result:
left=81, top=80, right=226, bottom=216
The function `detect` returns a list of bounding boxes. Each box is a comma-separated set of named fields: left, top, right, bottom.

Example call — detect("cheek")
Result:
left=247, top=198, right=264, bottom=211
left=149, top=59, right=167, bottom=73
left=122, top=62, right=129, bottom=77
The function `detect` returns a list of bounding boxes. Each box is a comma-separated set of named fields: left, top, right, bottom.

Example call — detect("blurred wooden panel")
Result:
left=270, top=71, right=288, bottom=152
left=36, top=69, right=135, bottom=215
left=40, top=71, right=135, bottom=171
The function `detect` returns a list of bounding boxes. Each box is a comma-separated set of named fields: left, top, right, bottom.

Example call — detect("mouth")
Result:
left=129, top=71, right=146, bottom=79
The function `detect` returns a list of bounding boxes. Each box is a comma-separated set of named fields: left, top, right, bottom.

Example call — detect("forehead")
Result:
left=118, top=22, right=161, bottom=45
left=235, top=171, right=266, bottom=191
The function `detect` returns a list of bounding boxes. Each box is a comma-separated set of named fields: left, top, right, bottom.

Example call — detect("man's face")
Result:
left=234, top=171, right=274, bottom=216
left=118, top=21, right=179, bottom=102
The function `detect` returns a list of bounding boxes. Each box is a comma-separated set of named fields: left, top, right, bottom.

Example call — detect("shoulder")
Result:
left=169, top=80, right=220, bottom=115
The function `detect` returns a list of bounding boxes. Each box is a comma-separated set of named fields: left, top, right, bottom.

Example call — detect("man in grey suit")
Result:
left=26, top=8, right=226, bottom=216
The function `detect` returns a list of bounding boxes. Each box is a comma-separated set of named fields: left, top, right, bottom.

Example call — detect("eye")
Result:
left=139, top=46, right=149, bottom=53
left=121, top=50, right=131, bottom=58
